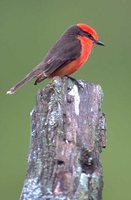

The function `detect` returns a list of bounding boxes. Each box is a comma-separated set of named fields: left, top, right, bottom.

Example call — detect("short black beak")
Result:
left=95, top=40, right=104, bottom=46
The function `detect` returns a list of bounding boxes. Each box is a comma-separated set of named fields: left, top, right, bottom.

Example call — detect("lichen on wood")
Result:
left=20, top=76, right=106, bottom=200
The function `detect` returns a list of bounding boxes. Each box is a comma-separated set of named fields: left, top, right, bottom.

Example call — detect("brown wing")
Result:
left=39, top=36, right=81, bottom=76
left=34, top=35, right=81, bottom=84
left=6, top=26, right=81, bottom=94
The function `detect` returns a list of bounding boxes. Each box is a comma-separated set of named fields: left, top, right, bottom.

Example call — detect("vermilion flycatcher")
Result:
left=7, top=23, right=104, bottom=94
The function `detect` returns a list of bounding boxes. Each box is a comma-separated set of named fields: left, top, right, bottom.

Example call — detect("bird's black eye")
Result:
left=85, top=32, right=94, bottom=40
left=78, top=27, right=95, bottom=41
left=80, top=30, right=95, bottom=41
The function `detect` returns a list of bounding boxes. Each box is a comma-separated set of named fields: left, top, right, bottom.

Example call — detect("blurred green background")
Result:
left=0, top=0, right=131, bottom=199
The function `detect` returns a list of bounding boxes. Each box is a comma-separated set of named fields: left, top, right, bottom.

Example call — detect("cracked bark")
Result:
left=19, top=77, right=106, bottom=200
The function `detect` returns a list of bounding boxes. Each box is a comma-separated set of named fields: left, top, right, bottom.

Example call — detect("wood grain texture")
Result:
left=20, top=77, right=106, bottom=200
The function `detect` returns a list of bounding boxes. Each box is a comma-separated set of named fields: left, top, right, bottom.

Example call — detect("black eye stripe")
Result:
left=80, top=30, right=95, bottom=41
left=77, top=26, right=95, bottom=41
left=84, top=32, right=94, bottom=40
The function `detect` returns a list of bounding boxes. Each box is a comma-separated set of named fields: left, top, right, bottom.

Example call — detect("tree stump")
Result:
left=19, top=77, right=106, bottom=200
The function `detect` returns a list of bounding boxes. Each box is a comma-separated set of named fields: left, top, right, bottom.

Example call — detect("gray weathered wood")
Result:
left=20, top=77, right=106, bottom=200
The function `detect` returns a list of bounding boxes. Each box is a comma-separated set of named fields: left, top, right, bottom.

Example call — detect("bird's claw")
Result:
left=66, top=76, right=84, bottom=90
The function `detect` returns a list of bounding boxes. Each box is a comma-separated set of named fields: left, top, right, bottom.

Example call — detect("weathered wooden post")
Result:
left=20, top=77, right=106, bottom=200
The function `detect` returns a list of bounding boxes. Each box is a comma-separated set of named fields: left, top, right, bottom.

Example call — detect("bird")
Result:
left=6, top=23, right=104, bottom=94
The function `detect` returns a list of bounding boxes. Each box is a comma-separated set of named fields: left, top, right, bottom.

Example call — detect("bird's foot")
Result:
left=65, top=75, right=84, bottom=90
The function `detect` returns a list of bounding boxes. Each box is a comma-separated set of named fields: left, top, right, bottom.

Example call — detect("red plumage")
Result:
left=7, top=23, right=104, bottom=94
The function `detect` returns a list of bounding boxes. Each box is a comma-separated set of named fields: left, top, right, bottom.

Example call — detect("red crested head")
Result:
left=77, top=23, right=99, bottom=41
left=77, top=23, right=104, bottom=46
